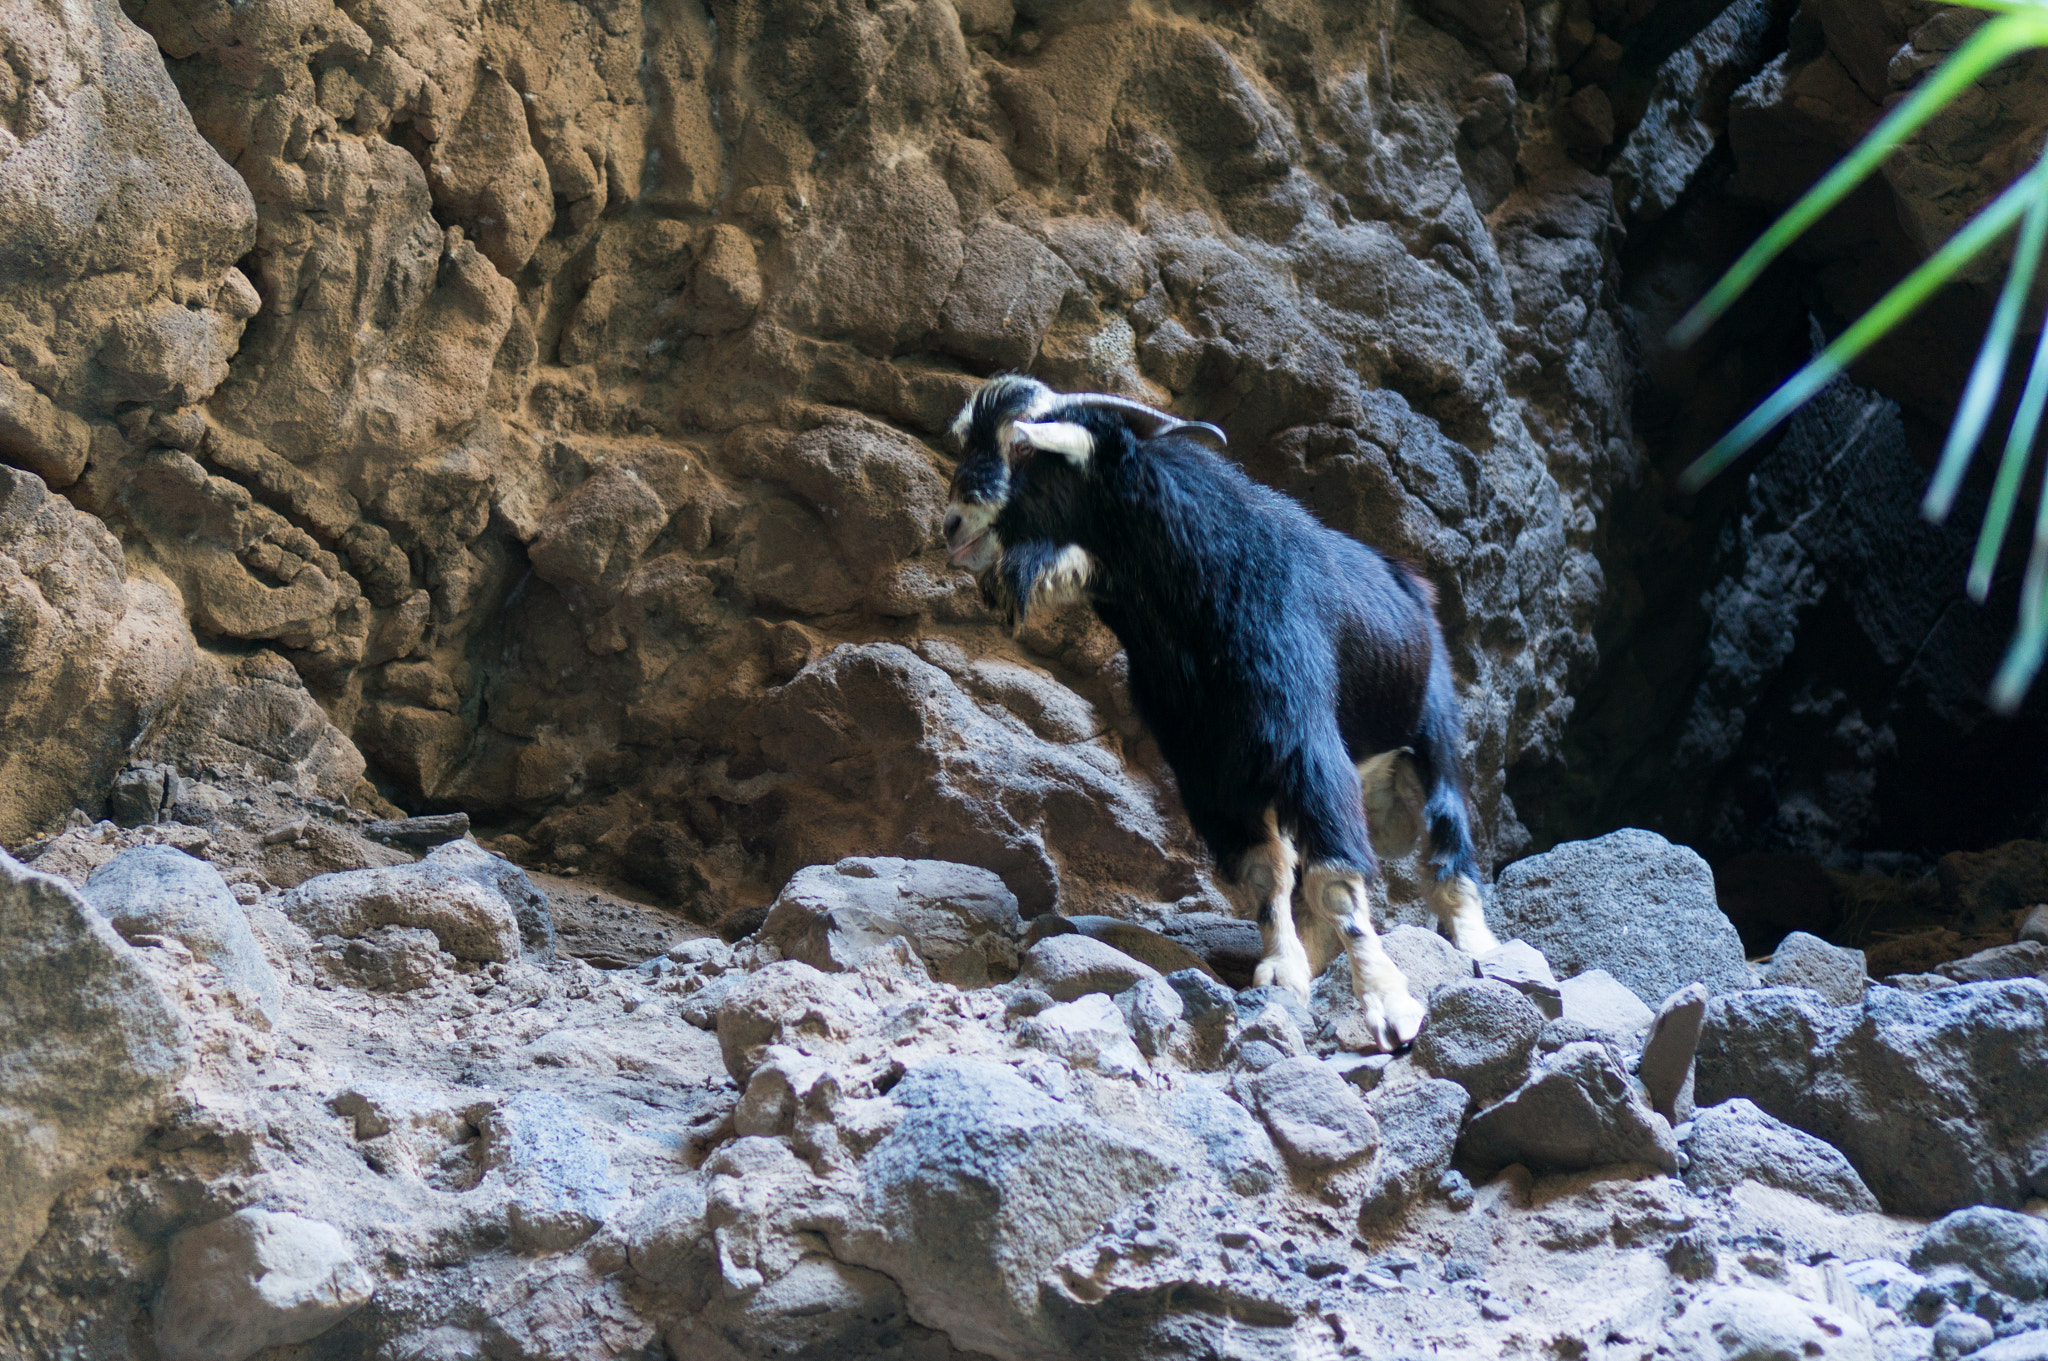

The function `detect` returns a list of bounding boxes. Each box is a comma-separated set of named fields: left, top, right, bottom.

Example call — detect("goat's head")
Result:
left=942, top=375, right=1226, bottom=571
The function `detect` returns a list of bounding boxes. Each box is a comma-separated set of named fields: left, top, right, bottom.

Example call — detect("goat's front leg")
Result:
left=1302, top=862, right=1425, bottom=1052
left=1242, top=811, right=1312, bottom=999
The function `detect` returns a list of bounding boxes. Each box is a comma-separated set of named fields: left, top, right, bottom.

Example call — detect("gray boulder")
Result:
left=153, top=1209, right=372, bottom=1361
left=1939, top=942, right=2048, bottom=984
left=1911, top=1207, right=2048, bottom=1301
left=1116, top=976, right=1183, bottom=1058
left=1696, top=981, right=2048, bottom=1215
left=1664, top=1287, right=1872, bottom=1361
left=1238, top=1057, right=1380, bottom=1176
left=1763, top=931, right=1868, bottom=1005
left=1154, top=912, right=1263, bottom=988
left=1638, top=982, right=1709, bottom=1122
left=1357, top=1077, right=1470, bottom=1226
left=1682, top=1099, right=1880, bottom=1213
left=479, top=1091, right=624, bottom=1253
left=1013, top=993, right=1147, bottom=1079
left=1018, top=933, right=1161, bottom=1002
left=279, top=840, right=552, bottom=964
left=1491, top=829, right=1752, bottom=1006
left=81, top=845, right=282, bottom=1028
left=1164, top=968, right=1236, bottom=1030
left=837, top=1057, right=1176, bottom=1360
left=1381, top=924, right=1479, bottom=997
left=1477, top=938, right=1563, bottom=1018
left=1412, top=978, right=1544, bottom=1103
left=761, top=857, right=1022, bottom=986
left=1558, top=968, right=1656, bottom=1039
left=1025, top=915, right=1217, bottom=981
left=0, top=849, right=188, bottom=1284
left=1164, top=1077, right=1282, bottom=1195
left=1460, top=1041, right=1678, bottom=1175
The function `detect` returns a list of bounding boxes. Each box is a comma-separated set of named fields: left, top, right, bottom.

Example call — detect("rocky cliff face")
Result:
left=1, top=0, right=1684, bottom=921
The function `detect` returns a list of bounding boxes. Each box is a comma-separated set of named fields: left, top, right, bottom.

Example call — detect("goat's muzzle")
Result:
left=943, top=502, right=998, bottom=570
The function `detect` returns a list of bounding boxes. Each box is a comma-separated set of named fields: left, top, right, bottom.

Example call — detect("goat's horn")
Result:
left=1063, top=393, right=1228, bottom=448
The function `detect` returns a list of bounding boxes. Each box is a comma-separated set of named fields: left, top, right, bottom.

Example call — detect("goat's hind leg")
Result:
left=1302, top=863, right=1425, bottom=1051
left=1242, top=809, right=1313, bottom=999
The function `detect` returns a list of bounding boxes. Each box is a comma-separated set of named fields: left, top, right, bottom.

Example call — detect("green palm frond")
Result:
left=1671, top=0, right=2048, bottom=714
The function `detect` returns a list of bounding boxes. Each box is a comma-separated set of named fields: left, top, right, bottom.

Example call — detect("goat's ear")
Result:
left=1009, top=420, right=1095, bottom=466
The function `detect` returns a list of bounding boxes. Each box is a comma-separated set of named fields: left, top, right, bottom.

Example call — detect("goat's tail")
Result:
left=1411, top=650, right=1482, bottom=890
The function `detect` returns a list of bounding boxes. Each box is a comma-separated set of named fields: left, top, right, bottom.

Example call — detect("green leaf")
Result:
left=1967, top=311, right=2048, bottom=601
left=1924, top=168, right=2048, bottom=523
left=1678, top=157, right=2048, bottom=493
left=1989, top=505, right=2048, bottom=714
left=1667, top=10, right=2048, bottom=350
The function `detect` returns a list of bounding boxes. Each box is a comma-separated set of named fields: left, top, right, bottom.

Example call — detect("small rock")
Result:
left=323, top=925, right=446, bottom=993
left=1459, top=1040, right=1677, bottom=1175
left=1912, top=1207, right=2048, bottom=1301
left=80, top=845, right=283, bottom=1028
left=1935, top=1313, right=1996, bottom=1359
left=1239, top=1000, right=1307, bottom=1059
left=1665, top=1228, right=1718, bottom=1281
left=1438, top=1169, right=1475, bottom=1210
left=1883, top=973, right=1956, bottom=994
left=1239, top=1057, right=1380, bottom=1175
left=1380, top=923, right=1479, bottom=995
left=1411, top=978, right=1543, bottom=1103
left=1026, top=914, right=1218, bottom=981
left=1014, top=993, right=1147, bottom=1078
left=1557, top=969, right=1656, bottom=1038
left=1664, top=1288, right=1872, bottom=1361
left=1237, top=983, right=1315, bottom=1035
left=1939, top=942, right=2048, bottom=984
left=1165, top=1077, right=1283, bottom=1195
left=1326, top=1051, right=1394, bottom=1093
left=761, top=858, right=1022, bottom=987
left=1682, top=1099, right=1880, bottom=1213
left=1763, top=931, right=1868, bottom=1005
left=1018, top=934, right=1161, bottom=1002
left=1233, top=1040, right=1287, bottom=1073
left=154, top=1209, right=372, bottom=1361
left=1155, top=912, right=1264, bottom=988
left=1116, top=977, right=1184, bottom=1058
left=2019, top=905, right=2048, bottom=947
left=1476, top=938, right=1563, bottom=1018
left=1004, top=987, right=1056, bottom=1021
left=1637, top=982, right=1708, bottom=1122
left=1357, top=1077, right=1469, bottom=1226
left=1491, top=829, right=1752, bottom=1006
left=1537, top=1016, right=1599, bottom=1053
left=1166, top=968, right=1237, bottom=1030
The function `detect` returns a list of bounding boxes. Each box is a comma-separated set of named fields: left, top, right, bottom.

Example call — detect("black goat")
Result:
left=943, top=376, right=1497, bottom=1051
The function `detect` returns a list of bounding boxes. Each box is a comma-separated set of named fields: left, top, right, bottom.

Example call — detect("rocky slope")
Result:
left=9, top=799, right=2048, bottom=1360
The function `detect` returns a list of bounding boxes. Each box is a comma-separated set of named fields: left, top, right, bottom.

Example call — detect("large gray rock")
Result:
left=836, top=1057, right=1176, bottom=1360
left=1460, top=1041, right=1678, bottom=1175
left=279, top=840, right=552, bottom=964
left=1696, top=981, right=2048, bottom=1215
left=0, top=848, right=188, bottom=1283
left=153, top=1209, right=372, bottom=1361
left=1762, top=931, right=1868, bottom=1005
left=1911, top=1207, right=2048, bottom=1301
left=1412, top=978, right=1544, bottom=1103
left=1682, top=1099, right=1880, bottom=1213
left=1238, top=1058, right=1380, bottom=1176
left=1664, top=1287, right=1872, bottom=1361
left=1558, top=968, right=1656, bottom=1039
left=1938, top=942, right=2048, bottom=985
left=1018, top=933, right=1161, bottom=1002
left=80, top=844, right=282, bottom=1028
left=761, top=857, right=1022, bottom=986
left=1491, top=830, right=1752, bottom=1006
left=1164, top=1077, right=1283, bottom=1196
left=1357, top=1077, right=1470, bottom=1226
left=1013, top=993, right=1147, bottom=1079
left=1026, top=915, right=1217, bottom=981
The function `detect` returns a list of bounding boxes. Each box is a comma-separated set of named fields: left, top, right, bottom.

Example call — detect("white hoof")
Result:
left=1352, top=984, right=1427, bottom=1053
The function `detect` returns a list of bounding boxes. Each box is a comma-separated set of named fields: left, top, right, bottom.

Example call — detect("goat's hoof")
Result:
left=1252, top=954, right=1314, bottom=1001
left=1354, top=987, right=1427, bottom=1054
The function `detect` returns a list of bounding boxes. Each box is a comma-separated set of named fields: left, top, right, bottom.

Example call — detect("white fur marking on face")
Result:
left=1011, top=420, right=1095, bottom=465
left=1029, top=545, right=1095, bottom=609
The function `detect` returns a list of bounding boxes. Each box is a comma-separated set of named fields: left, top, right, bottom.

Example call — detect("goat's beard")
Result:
left=975, top=552, right=1021, bottom=626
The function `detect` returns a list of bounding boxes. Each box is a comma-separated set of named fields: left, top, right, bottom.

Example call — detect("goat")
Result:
left=942, top=375, right=1498, bottom=1051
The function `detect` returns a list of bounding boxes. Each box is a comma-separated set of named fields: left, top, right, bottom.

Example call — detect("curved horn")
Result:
left=1059, top=392, right=1228, bottom=448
